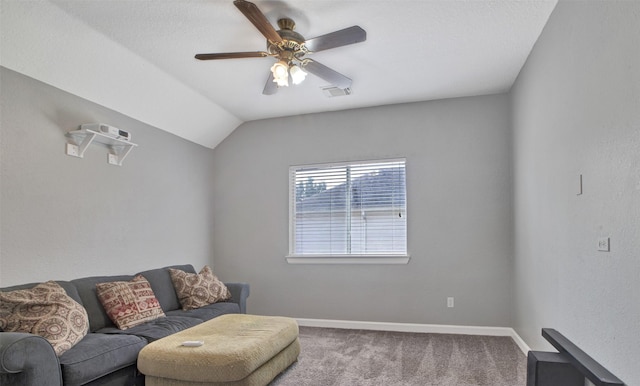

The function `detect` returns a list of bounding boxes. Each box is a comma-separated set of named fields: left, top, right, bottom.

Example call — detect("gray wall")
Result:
left=211, top=94, right=514, bottom=327
left=0, top=67, right=216, bottom=286
left=6, top=2, right=638, bottom=379
left=511, top=1, right=639, bottom=383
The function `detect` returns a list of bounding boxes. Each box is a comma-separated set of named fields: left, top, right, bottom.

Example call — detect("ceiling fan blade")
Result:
left=262, top=72, right=278, bottom=95
left=304, top=26, right=366, bottom=53
left=233, top=0, right=283, bottom=44
left=195, top=51, right=268, bottom=60
left=302, top=60, right=352, bottom=89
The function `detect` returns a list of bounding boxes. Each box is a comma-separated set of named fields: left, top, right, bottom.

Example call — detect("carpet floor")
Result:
left=271, top=327, right=527, bottom=386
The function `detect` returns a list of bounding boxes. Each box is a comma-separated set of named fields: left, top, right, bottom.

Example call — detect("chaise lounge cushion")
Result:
left=138, top=314, right=299, bottom=385
left=58, top=333, right=146, bottom=386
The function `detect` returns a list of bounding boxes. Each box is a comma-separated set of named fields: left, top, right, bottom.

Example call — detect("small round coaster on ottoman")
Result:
left=138, top=314, right=300, bottom=386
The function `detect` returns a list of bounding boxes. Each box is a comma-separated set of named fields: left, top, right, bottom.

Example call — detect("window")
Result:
left=289, top=159, right=407, bottom=258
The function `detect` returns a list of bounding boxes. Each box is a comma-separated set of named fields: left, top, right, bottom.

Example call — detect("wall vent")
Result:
left=322, top=86, right=352, bottom=97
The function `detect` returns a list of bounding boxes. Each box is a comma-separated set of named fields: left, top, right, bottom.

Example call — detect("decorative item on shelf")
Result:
left=65, top=123, right=138, bottom=166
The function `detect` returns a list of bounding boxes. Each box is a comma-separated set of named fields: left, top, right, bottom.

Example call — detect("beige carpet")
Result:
left=271, top=327, right=527, bottom=386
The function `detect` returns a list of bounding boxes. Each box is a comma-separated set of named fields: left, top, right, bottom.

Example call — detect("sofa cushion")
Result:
left=59, top=332, right=146, bottom=386
left=71, top=275, right=134, bottom=332
left=165, top=301, right=240, bottom=321
left=136, top=264, right=196, bottom=312
left=0, top=281, right=89, bottom=356
left=97, top=315, right=202, bottom=342
left=96, top=275, right=165, bottom=330
left=169, top=265, right=231, bottom=310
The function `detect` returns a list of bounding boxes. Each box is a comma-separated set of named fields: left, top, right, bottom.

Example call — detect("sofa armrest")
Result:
left=224, top=282, right=250, bottom=314
left=0, top=332, right=62, bottom=386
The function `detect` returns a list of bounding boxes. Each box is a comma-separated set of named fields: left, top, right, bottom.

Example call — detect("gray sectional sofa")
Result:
left=0, top=264, right=250, bottom=386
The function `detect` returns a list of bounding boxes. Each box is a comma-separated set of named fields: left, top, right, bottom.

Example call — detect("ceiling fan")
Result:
left=195, top=0, right=366, bottom=95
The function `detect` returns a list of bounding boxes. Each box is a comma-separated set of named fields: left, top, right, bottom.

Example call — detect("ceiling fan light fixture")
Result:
left=290, top=64, right=307, bottom=85
left=194, top=0, right=367, bottom=95
left=270, top=60, right=289, bottom=87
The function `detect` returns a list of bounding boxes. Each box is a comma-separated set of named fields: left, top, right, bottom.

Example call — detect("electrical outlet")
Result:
left=447, top=297, right=454, bottom=308
left=597, top=237, right=610, bottom=252
left=107, top=153, right=119, bottom=165
left=66, top=143, right=80, bottom=157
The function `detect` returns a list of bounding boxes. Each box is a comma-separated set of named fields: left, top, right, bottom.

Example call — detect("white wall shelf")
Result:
left=65, top=128, right=137, bottom=166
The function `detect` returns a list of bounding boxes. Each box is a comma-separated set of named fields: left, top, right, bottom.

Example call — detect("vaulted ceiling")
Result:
left=1, top=0, right=557, bottom=149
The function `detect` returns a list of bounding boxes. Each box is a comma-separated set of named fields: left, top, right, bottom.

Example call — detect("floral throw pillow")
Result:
left=0, top=281, right=89, bottom=356
left=169, top=265, right=231, bottom=310
left=96, top=275, right=165, bottom=330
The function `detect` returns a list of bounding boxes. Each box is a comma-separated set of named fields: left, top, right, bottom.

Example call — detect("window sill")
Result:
left=285, top=255, right=410, bottom=265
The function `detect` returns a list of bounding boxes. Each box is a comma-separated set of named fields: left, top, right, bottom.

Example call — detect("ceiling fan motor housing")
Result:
left=267, top=18, right=308, bottom=61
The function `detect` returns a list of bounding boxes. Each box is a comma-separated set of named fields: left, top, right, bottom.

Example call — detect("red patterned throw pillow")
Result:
left=96, top=275, right=165, bottom=330
left=169, top=265, right=231, bottom=311
left=0, top=281, right=89, bottom=356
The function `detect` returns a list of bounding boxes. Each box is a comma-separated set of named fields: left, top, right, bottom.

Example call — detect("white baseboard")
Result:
left=295, top=318, right=531, bottom=355
left=508, top=328, right=532, bottom=355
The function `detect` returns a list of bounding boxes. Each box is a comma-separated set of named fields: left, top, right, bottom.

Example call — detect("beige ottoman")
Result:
left=138, top=314, right=300, bottom=386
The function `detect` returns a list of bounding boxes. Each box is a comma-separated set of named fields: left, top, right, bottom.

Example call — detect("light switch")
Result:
left=577, top=174, right=583, bottom=195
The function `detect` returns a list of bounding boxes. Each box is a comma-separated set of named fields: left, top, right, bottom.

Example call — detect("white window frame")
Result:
left=287, top=158, right=410, bottom=265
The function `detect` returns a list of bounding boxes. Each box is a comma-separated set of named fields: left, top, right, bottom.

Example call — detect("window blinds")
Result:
left=290, top=159, right=407, bottom=256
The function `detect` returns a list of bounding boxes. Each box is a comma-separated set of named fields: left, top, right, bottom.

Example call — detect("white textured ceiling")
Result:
left=1, top=0, right=557, bottom=149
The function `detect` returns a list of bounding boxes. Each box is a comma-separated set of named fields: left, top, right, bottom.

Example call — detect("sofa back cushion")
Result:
left=136, top=265, right=195, bottom=312
left=71, top=275, right=134, bottom=332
